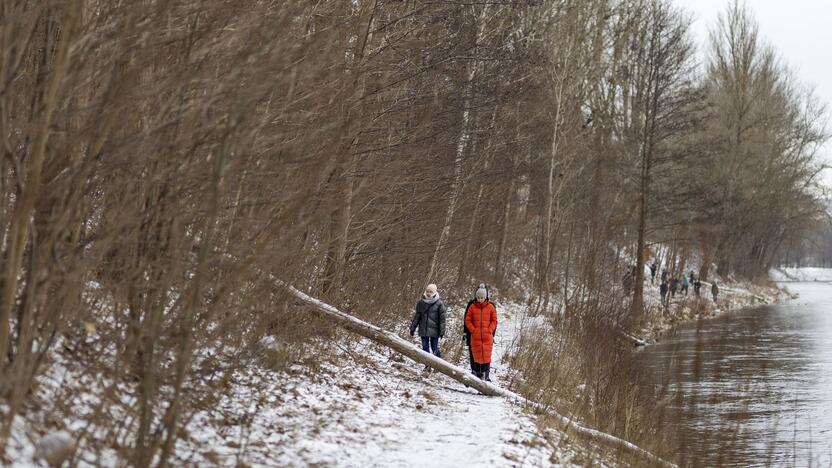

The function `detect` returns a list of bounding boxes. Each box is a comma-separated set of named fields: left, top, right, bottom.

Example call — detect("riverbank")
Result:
left=636, top=276, right=787, bottom=343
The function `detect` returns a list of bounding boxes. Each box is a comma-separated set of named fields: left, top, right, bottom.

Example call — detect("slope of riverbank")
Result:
left=4, top=301, right=608, bottom=467
left=636, top=275, right=785, bottom=342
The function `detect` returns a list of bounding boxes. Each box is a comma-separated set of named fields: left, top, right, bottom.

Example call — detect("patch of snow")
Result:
left=770, top=267, right=832, bottom=283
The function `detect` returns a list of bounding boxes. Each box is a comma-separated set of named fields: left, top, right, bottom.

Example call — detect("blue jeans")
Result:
left=421, top=336, right=440, bottom=358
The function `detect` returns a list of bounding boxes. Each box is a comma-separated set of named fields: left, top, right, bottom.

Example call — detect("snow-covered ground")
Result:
left=5, top=302, right=595, bottom=467
left=770, top=267, right=832, bottom=282
left=181, top=301, right=583, bottom=467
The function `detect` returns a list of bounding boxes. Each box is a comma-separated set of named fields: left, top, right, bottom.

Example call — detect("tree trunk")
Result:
left=0, top=1, right=78, bottom=368
left=699, top=242, right=714, bottom=282
left=321, top=0, right=377, bottom=296
left=631, top=138, right=648, bottom=319
left=427, top=64, right=475, bottom=282
left=427, top=5, right=490, bottom=284
left=494, top=178, right=515, bottom=287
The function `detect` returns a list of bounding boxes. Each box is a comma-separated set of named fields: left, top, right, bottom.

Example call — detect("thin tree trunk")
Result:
left=494, top=178, right=515, bottom=287
left=427, top=65, right=473, bottom=284
left=427, top=5, right=489, bottom=284
left=0, top=2, right=79, bottom=450
left=322, top=0, right=377, bottom=296
left=0, top=0, right=78, bottom=366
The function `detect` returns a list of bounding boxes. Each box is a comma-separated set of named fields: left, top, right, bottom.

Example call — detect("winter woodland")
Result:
left=0, top=0, right=828, bottom=466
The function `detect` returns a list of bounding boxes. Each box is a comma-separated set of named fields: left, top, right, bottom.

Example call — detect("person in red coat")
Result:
left=464, top=287, right=497, bottom=381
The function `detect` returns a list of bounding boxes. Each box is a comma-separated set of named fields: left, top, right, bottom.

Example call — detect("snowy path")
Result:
left=4, top=300, right=583, bottom=467
left=364, top=304, right=556, bottom=467
left=174, top=303, right=577, bottom=467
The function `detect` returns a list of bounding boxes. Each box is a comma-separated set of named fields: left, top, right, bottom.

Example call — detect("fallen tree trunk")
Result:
left=263, top=272, right=674, bottom=467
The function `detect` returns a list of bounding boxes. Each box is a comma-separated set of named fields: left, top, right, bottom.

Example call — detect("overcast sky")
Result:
left=676, top=0, right=832, bottom=186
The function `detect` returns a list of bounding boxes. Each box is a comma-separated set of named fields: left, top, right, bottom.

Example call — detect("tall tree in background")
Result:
left=702, top=1, right=827, bottom=280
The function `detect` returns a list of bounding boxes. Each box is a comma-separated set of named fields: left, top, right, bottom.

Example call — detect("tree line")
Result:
left=0, top=0, right=826, bottom=464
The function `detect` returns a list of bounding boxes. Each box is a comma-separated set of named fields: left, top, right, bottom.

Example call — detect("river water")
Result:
left=636, top=282, right=832, bottom=467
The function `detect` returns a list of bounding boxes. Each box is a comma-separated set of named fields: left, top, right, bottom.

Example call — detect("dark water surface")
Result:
left=635, top=282, right=832, bottom=467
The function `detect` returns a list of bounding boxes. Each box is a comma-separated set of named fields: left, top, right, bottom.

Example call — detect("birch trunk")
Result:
left=426, top=5, right=490, bottom=284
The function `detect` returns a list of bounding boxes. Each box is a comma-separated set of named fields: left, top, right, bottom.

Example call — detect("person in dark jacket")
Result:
left=711, top=281, right=719, bottom=304
left=694, top=278, right=702, bottom=297
left=410, top=283, right=446, bottom=359
left=661, top=269, right=669, bottom=283
left=670, top=277, right=679, bottom=298
left=660, top=280, right=669, bottom=308
left=681, top=276, right=689, bottom=296
left=649, top=261, right=658, bottom=285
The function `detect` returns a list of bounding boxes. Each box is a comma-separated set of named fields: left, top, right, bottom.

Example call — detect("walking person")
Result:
left=694, top=278, right=702, bottom=297
left=465, top=286, right=498, bottom=381
left=681, top=276, right=689, bottom=296
left=660, top=280, right=669, bottom=309
left=711, top=281, right=719, bottom=304
left=670, top=277, right=679, bottom=299
left=410, top=284, right=446, bottom=368
left=661, top=269, right=669, bottom=284
left=649, top=261, right=658, bottom=285
left=463, top=283, right=488, bottom=375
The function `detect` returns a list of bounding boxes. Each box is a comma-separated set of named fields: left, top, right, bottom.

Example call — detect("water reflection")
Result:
left=637, top=283, right=832, bottom=467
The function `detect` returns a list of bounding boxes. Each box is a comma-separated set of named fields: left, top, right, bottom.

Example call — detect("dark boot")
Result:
left=484, top=364, right=491, bottom=382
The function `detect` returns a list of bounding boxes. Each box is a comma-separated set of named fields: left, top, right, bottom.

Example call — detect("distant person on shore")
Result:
left=681, top=276, right=689, bottom=296
left=711, top=282, right=719, bottom=304
left=694, top=278, right=702, bottom=297
left=465, top=286, right=498, bottom=381
left=410, top=283, right=446, bottom=365
left=660, top=280, right=669, bottom=308
left=689, top=270, right=696, bottom=285
left=670, top=277, right=679, bottom=298
left=661, top=269, right=669, bottom=284
left=649, top=261, right=658, bottom=285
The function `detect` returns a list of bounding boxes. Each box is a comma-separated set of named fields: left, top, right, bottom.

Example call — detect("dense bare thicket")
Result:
left=0, top=0, right=826, bottom=465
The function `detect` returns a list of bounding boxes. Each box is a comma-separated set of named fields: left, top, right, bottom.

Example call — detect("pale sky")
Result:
left=677, top=0, right=832, bottom=187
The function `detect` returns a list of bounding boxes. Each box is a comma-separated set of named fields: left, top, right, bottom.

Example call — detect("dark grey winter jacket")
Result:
left=410, top=298, right=446, bottom=338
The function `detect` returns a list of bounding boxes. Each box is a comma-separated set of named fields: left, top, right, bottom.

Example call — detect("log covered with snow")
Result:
left=276, top=279, right=503, bottom=396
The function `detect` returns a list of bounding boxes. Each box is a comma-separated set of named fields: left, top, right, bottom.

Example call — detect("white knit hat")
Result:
left=475, top=287, right=487, bottom=300
left=425, top=283, right=438, bottom=297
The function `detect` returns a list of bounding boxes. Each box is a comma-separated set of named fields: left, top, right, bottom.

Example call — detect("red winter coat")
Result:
left=465, top=300, right=497, bottom=364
